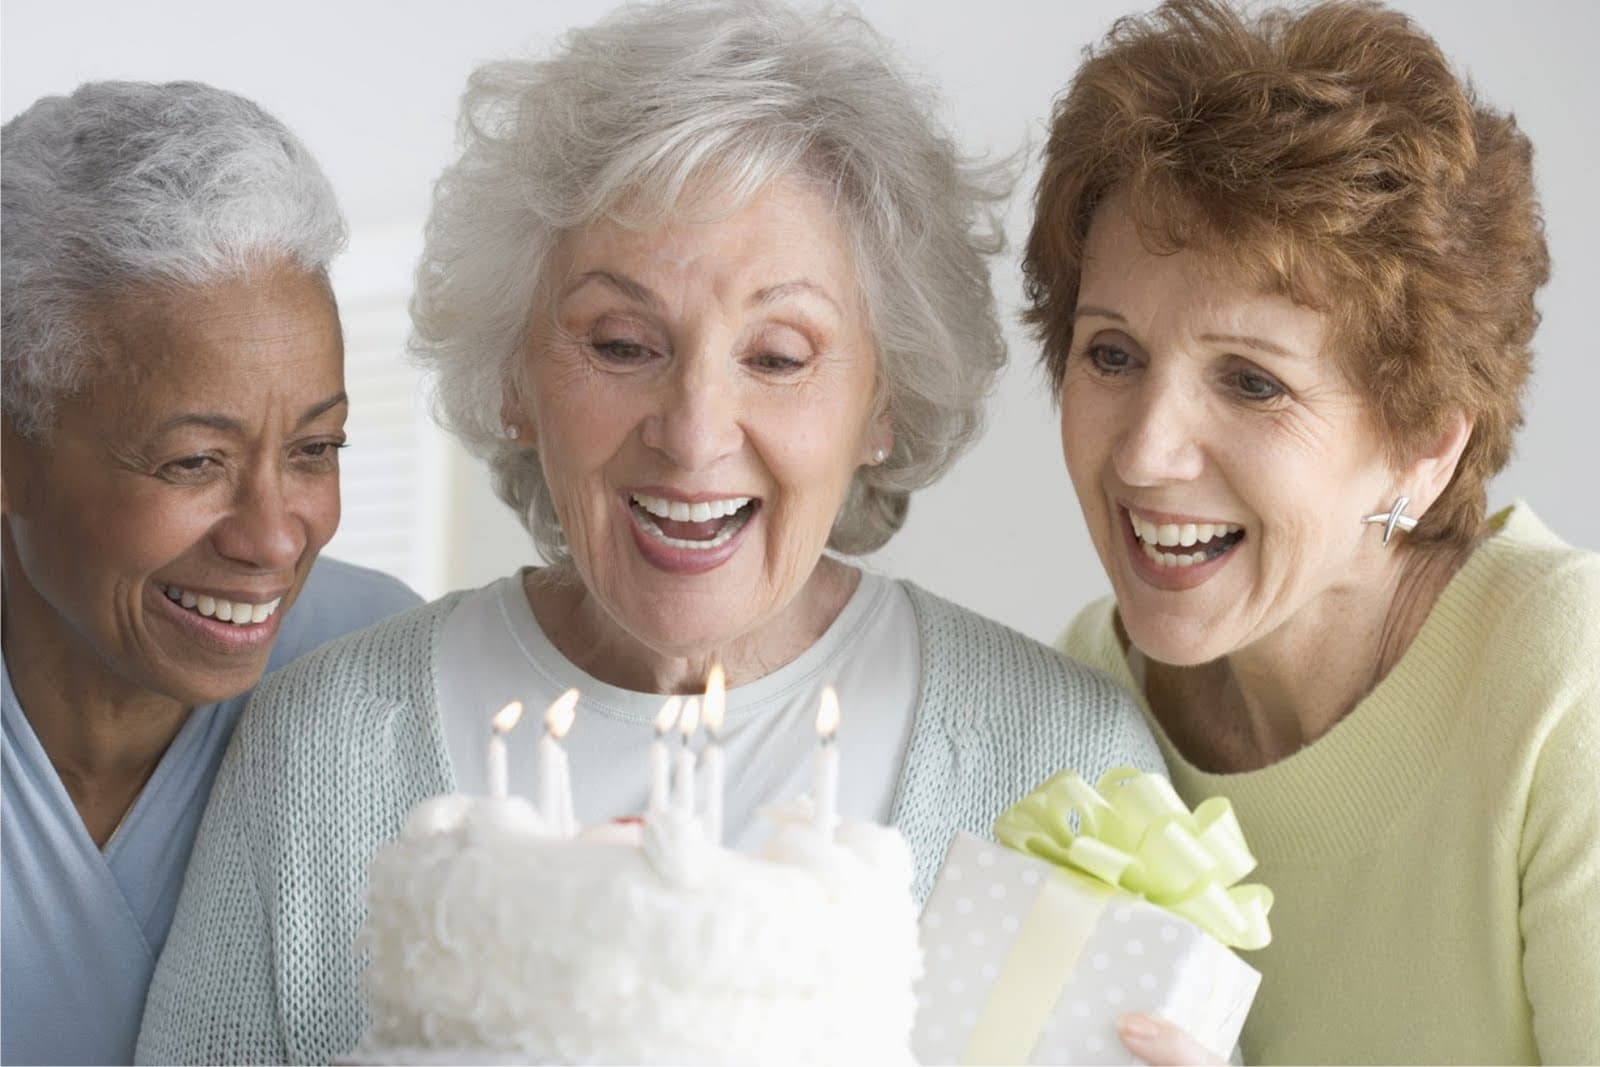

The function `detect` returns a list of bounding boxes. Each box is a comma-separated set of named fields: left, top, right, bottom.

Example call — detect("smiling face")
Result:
left=513, top=177, right=888, bottom=659
left=1, top=264, right=346, bottom=709
left=1060, top=197, right=1411, bottom=667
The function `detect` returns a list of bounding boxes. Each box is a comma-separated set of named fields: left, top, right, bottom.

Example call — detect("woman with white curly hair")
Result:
left=0, top=81, right=418, bottom=1065
left=139, top=3, right=1159, bottom=1061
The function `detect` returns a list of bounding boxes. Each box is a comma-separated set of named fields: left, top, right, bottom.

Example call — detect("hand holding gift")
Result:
left=913, top=767, right=1274, bottom=1065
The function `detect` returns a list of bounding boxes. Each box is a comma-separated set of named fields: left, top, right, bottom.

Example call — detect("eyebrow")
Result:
left=562, top=271, right=843, bottom=316
left=1074, top=307, right=1304, bottom=359
left=561, top=270, right=663, bottom=310
left=1199, top=333, right=1303, bottom=359
left=149, top=391, right=349, bottom=436
left=749, top=279, right=842, bottom=315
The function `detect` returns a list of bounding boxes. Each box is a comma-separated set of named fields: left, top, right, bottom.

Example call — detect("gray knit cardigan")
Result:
left=137, top=581, right=1160, bottom=1065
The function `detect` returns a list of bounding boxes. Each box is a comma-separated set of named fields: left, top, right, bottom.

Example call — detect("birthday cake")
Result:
left=349, top=794, right=922, bottom=1065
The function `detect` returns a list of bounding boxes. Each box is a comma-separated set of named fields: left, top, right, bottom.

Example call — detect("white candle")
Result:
left=539, top=689, right=580, bottom=835
left=673, top=696, right=701, bottom=819
left=649, top=696, right=682, bottom=816
left=486, top=701, right=524, bottom=798
left=701, top=664, right=727, bottom=844
left=813, top=686, right=840, bottom=841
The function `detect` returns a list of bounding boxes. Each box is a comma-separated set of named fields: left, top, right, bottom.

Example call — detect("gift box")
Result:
left=913, top=769, right=1272, bottom=1065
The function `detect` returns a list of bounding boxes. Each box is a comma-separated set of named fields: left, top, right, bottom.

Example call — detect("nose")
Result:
left=209, top=462, right=308, bottom=571
left=1110, top=373, right=1206, bottom=488
left=639, top=345, right=743, bottom=471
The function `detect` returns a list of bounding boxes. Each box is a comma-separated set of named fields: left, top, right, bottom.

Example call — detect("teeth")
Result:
left=1129, top=511, right=1241, bottom=549
left=632, top=502, right=754, bottom=551
left=161, top=586, right=283, bottom=627
left=631, top=493, right=752, bottom=522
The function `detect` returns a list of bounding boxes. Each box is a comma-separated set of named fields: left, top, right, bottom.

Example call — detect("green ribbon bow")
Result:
left=994, top=767, right=1274, bottom=950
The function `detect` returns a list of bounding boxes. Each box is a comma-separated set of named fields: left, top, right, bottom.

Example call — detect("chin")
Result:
left=156, top=659, right=273, bottom=709
left=1118, top=609, right=1232, bottom=669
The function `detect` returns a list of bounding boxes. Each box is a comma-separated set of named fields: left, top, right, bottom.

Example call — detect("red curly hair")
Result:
left=1023, top=0, right=1550, bottom=546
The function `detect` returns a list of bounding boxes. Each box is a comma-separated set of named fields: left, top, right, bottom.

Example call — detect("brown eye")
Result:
left=161, top=454, right=219, bottom=481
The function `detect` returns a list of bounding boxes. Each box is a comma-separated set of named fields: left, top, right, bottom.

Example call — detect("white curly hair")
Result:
left=410, top=0, right=1011, bottom=561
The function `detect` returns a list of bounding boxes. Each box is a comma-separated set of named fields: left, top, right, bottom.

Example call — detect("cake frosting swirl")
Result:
left=352, top=794, right=922, bottom=1064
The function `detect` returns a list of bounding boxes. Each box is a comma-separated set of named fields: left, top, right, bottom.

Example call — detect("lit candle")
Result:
left=701, top=664, right=727, bottom=845
left=649, top=696, right=683, bottom=816
left=539, top=688, right=580, bottom=835
left=813, top=686, right=840, bottom=841
left=486, top=701, right=524, bottom=798
left=673, top=696, right=701, bottom=820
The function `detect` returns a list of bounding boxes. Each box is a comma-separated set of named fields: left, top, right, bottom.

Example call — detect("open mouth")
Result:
left=629, top=492, right=759, bottom=550
left=159, top=584, right=283, bottom=627
left=1126, top=509, right=1245, bottom=569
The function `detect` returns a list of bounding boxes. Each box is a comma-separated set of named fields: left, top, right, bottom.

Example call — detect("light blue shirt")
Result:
left=1, top=557, right=419, bottom=1066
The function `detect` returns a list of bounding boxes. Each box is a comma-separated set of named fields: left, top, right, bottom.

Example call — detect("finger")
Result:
left=1117, top=1012, right=1226, bottom=1066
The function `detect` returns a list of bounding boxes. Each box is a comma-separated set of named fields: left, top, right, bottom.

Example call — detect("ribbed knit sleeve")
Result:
left=135, top=728, right=288, bottom=1064
left=137, top=597, right=461, bottom=1065
left=892, top=583, right=1163, bottom=902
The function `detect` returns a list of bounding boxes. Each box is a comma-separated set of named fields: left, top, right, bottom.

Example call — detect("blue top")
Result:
left=1, top=557, right=419, bottom=1066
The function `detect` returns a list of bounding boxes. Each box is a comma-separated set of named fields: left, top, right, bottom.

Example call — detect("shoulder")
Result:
left=1461, top=507, right=1600, bottom=688
left=1055, top=595, right=1123, bottom=676
left=901, top=580, right=1115, bottom=687
left=899, top=581, right=1155, bottom=750
left=267, top=557, right=422, bottom=670
left=243, top=592, right=464, bottom=754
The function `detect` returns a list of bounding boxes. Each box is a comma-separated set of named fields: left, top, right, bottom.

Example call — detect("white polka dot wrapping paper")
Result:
left=912, top=832, right=1260, bottom=1065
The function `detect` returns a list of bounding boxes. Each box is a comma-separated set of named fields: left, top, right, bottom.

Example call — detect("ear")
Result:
left=499, top=391, right=535, bottom=449
left=1397, top=410, right=1472, bottom=515
left=860, top=406, right=894, bottom=467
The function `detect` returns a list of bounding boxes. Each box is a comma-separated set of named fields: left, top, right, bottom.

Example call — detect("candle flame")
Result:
left=678, top=695, right=701, bottom=738
left=815, top=686, right=840, bottom=740
left=654, top=695, right=683, bottom=735
left=702, top=663, right=727, bottom=737
left=490, top=700, right=524, bottom=734
left=545, top=688, right=579, bottom=739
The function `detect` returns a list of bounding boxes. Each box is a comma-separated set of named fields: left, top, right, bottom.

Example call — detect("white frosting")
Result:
left=353, top=794, right=922, bottom=1065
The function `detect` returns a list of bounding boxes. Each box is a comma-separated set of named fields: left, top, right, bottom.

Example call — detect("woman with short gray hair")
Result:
left=1, top=81, right=417, bottom=1065
left=139, top=5, right=1158, bottom=1061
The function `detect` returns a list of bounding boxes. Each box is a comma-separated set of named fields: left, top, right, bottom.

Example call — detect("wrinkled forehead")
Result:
left=540, top=172, right=863, bottom=311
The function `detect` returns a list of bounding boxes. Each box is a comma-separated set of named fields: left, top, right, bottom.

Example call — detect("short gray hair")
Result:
left=2, top=80, right=346, bottom=438
left=411, top=0, right=1010, bottom=560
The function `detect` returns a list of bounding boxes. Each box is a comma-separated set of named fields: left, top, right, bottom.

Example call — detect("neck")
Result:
left=526, top=557, right=861, bottom=693
left=2, top=545, right=191, bottom=846
left=1146, top=539, right=1472, bottom=772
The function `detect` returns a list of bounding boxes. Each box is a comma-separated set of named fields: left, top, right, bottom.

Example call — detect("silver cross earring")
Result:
left=1361, top=495, right=1419, bottom=546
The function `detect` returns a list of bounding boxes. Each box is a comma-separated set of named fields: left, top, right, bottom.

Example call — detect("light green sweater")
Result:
left=1060, top=505, right=1600, bottom=1065
left=137, top=580, right=1161, bottom=1065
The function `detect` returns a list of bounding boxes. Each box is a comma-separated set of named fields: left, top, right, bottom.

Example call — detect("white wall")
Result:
left=5, top=0, right=1595, bottom=643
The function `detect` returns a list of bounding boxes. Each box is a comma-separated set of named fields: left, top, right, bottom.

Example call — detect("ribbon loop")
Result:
left=994, top=767, right=1273, bottom=950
